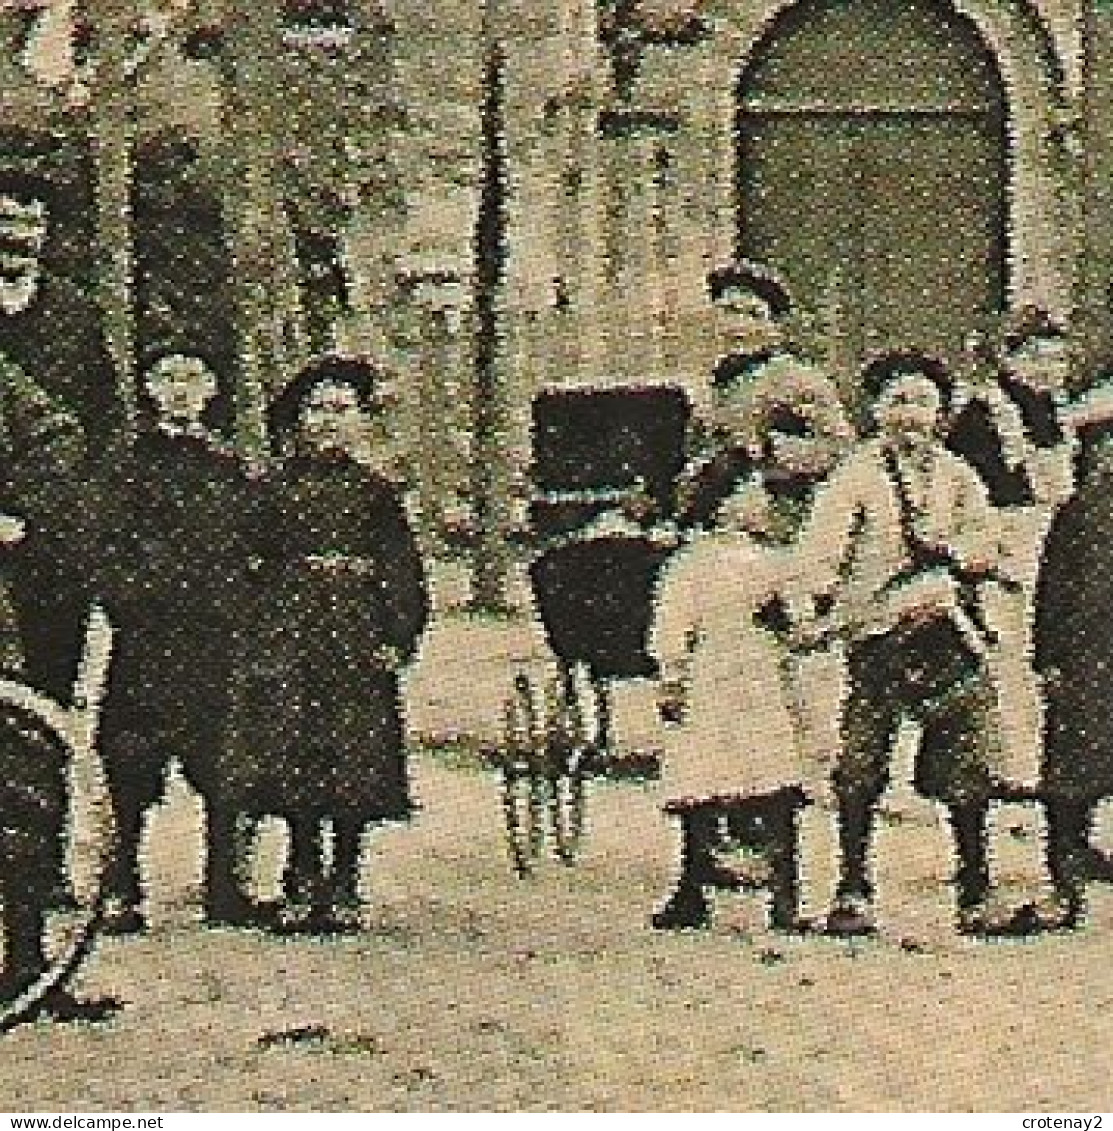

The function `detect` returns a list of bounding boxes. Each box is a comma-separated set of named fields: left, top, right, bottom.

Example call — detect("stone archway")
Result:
left=736, top=0, right=1009, bottom=373
left=599, top=0, right=1072, bottom=402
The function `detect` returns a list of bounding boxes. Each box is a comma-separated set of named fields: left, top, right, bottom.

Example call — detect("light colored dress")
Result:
left=650, top=528, right=807, bottom=805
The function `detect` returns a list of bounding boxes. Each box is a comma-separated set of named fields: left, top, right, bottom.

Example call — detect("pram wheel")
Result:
left=498, top=672, right=589, bottom=876
left=545, top=675, right=588, bottom=864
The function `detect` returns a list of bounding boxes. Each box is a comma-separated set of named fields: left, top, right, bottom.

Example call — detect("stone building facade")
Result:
left=2, top=0, right=1112, bottom=602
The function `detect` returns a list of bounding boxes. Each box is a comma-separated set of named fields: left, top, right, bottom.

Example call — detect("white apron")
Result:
left=650, top=532, right=812, bottom=803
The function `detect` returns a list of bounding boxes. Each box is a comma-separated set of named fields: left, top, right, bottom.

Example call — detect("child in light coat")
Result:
left=650, top=482, right=820, bottom=931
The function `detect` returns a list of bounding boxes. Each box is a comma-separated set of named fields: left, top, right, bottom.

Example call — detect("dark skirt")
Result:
left=1033, top=481, right=1113, bottom=802
left=225, top=574, right=413, bottom=823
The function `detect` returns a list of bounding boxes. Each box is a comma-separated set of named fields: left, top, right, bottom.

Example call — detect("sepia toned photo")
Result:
left=0, top=0, right=1112, bottom=1113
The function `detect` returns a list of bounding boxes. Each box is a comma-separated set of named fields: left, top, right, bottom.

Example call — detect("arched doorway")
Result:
left=736, top=0, right=1008, bottom=381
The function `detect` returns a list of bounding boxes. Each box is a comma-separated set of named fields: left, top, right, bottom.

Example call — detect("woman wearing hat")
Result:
left=236, top=357, right=429, bottom=932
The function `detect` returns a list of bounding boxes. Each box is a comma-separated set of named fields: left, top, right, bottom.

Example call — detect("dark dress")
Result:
left=232, top=454, right=428, bottom=823
left=1032, top=443, right=1113, bottom=804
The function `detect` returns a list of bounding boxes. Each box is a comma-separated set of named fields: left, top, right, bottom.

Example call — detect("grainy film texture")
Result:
left=0, top=0, right=1112, bottom=1112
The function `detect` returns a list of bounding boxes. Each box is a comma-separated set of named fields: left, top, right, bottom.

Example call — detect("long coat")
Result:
left=230, top=455, right=429, bottom=822
left=1032, top=453, right=1113, bottom=802
left=650, top=530, right=808, bottom=803
left=0, top=352, right=89, bottom=701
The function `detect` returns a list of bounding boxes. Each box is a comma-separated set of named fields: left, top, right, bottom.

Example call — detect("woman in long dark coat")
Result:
left=1033, top=427, right=1113, bottom=926
left=235, top=357, right=428, bottom=932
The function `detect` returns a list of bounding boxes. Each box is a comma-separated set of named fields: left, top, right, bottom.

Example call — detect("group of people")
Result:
left=4, top=157, right=1113, bottom=1027
left=94, top=353, right=429, bottom=943
left=0, top=172, right=429, bottom=1021
left=648, top=259, right=1113, bottom=939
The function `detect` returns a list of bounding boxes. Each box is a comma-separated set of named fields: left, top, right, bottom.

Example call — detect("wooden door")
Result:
left=737, top=0, right=1007, bottom=386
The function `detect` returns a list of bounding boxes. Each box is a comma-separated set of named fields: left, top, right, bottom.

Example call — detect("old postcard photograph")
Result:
left=0, top=0, right=1111, bottom=1113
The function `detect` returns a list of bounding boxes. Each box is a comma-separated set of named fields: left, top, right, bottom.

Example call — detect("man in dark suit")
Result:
left=0, top=172, right=117, bottom=1022
left=0, top=149, right=120, bottom=705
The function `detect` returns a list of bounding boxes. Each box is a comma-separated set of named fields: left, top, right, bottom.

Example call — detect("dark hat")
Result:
left=267, top=354, right=380, bottom=453
left=710, top=348, right=777, bottom=392
left=1002, top=304, right=1068, bottom=353
left=705, top=259, right=792, bottom=318
left=860, top=351, right=953, bottom=412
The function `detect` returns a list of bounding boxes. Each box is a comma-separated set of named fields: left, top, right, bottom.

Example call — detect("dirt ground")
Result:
left=2, top=738, right=1112, bottom=1113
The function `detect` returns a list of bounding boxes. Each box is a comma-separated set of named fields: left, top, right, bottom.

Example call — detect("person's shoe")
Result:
left=204, top=891, right=256, bottom=927
left=205, top=893, right=281, bottom=931
left=823, top=894, right=877, bottom=937
left=247, top=900, right=285, bottom=930
left=39, top=990, right=123, bottom=1025
left=1031, top=893, right=1081, bottom=931
left=961, top=896, right=1079, bottom=937
left=278, top=870, right=329, bottom=933
left=651, top=887, right=711, bottom=931
left=778, top=915, right=817, bottom=935
left=274, top=895, right=314, bottom=934
left=324, top=896, right=364, bottom=935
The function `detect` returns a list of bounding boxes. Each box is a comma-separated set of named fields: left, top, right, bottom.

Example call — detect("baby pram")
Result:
left=497, top=386, right=689, bottom=874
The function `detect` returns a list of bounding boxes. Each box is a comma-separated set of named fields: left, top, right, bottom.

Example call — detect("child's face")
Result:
left=876, top=375, right=942, bottom=444
left=717, top=476, right=772, bottom=536
left=145, top=356, right=218, bottom=424
left=714, top=286, right=782, bottom=354
left=299, top=379, right=368, bottom=455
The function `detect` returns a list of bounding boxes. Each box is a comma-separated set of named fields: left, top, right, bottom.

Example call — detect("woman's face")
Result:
left=299, top=379, right=368, bottom=454
left=875, top=374, right=942, bottom=443
left=714, top=285, right=781, bottom=355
